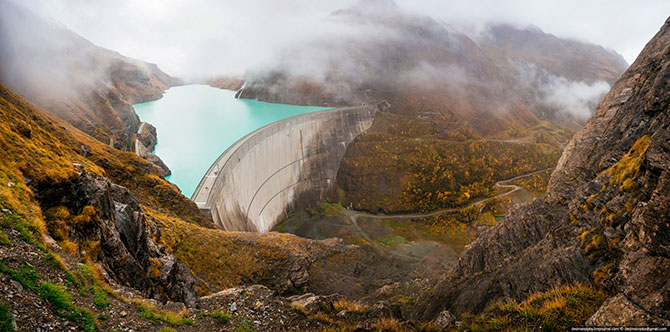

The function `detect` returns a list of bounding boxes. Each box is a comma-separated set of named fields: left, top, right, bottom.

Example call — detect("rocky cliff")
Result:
left=0, top=0, right=179, bottom=152
left=413, top=17, right=670, bottom=326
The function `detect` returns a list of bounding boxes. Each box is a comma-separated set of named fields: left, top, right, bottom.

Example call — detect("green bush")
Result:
left=0, top=302, right=15, bottom=332
left=204, top=309, right=231, bottom=323
left=40, top=282, right=98, bottom=332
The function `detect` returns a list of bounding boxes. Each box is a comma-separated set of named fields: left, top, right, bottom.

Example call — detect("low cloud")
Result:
left=400, top=62, right=470, bottom=90
left=541, top=77, right=610, bottom=119
left=511, top=61, right=610, bottom=119
left=15, top=0, right=670, bottom=79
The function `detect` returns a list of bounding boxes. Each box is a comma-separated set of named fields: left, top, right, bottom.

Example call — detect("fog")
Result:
left=541, top=78, right=611, bottom=120
left=2, top=0, right=668, bottom=121
left=512, top=62, right=612, bottom=120
left=17, top=0, right=670, bottom=79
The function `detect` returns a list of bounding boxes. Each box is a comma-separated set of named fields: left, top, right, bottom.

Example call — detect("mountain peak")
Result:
left=331, top=0, right=400, bottom=18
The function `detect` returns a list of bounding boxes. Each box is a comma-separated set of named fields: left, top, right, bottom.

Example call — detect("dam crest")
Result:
left=192, top=103, right=382, bottom=232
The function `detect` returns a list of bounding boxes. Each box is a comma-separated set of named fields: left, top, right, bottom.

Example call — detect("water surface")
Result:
left=134, top=85, right=328, bottom=198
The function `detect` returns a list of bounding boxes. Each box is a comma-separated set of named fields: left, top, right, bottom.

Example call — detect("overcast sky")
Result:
left=18, top=0, right=670, bottom=79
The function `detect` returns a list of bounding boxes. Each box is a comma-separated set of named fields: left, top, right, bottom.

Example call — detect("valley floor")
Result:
left=274, top=167, right=552, bottom=267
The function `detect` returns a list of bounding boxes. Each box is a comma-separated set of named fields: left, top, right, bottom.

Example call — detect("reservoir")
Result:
left=134, top=85, right=329, bottom=198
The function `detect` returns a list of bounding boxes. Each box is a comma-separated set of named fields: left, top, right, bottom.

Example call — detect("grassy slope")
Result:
left=0, top=81, right=394, bottom=322
left=460, top=284, right=607, bottom=332
left=0, top=82, right=210, bottom=227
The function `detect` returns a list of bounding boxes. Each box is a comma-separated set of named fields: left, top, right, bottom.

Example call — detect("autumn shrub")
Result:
left=333, top=299, right=370, bottom=314
left=44, top=206, right=71, bottom=240
left=461, top=284, right=607, bottom=332
left=374, top=317, right=410, bottom=332
left=607, top=135, right=650, bottom=190
left=132, top=299, right=194, bottom=326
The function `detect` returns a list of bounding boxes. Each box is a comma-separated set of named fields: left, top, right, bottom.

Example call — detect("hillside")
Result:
left=0, top=0, right=179, bottom=152
left=0, top=80, right=422, bottom=330
left=412, top=16, right=670, bottom=326
left=229, top=0, right=628, bottom=214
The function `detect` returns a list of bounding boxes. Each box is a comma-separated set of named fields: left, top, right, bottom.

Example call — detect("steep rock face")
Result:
left=0, top=0, right=179, bottom=151
left=413, top=17, right=670, bottom=325
left=35, top=171, right=198, bottom=306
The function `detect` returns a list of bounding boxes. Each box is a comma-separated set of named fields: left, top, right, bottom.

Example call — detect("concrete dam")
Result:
left=191, top=104, right=380, bottom=233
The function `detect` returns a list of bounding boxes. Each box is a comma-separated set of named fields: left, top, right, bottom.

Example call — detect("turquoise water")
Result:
left=134, top=85, right=329, bottom=198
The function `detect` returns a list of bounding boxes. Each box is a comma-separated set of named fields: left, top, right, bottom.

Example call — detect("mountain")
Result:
left=413, top=16, right=670, bottom=326
left=230, top=0, right=629, bottom=214
left=481, top=24, right=628, bottom=84
left=0, top=0, right=179, bottom=152
left=237, top=0, right=626, bottom=124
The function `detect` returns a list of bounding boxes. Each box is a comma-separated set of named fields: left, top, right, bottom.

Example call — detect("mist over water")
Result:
left=134, top=85, right=328, bottom=197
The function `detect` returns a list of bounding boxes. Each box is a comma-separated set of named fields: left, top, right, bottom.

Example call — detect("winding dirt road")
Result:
left=342, top=167, right=553, bottom=260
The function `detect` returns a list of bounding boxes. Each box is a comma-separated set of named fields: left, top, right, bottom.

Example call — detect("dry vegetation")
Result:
left=510, top=169, right=553, bottom=193
left=338, top=113, right=564, bottom=213
left=146, top=207, right=321, bottom=295
left=606, top=135, right=650, bottom=192
left=460, top=284, right=607, bottom=331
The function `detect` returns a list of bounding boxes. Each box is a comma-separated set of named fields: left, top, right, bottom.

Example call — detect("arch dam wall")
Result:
left=191, top=104, right=380, bottom=233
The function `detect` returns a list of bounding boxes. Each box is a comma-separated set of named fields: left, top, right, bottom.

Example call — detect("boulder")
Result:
left=586, top=294, right=670, bottom=326
left=434, top=310, right=457, bottom=329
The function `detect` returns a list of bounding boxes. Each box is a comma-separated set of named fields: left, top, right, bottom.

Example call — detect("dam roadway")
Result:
left=192, top=103, right=382, bottom=233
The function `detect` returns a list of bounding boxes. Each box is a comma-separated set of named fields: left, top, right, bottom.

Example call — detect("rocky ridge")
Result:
left=413, top=16, right=670, bottom=326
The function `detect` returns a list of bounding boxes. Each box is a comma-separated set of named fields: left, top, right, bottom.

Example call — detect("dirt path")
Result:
left=413, top=135, right=534, bottom=144
left=342, top=167, right=553, bottom=259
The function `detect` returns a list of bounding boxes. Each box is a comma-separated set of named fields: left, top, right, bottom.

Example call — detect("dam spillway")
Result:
left=192, top=104, right=380, bottom=233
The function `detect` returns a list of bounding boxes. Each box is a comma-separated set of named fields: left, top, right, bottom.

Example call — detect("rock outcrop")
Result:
left=206, top=76, right=245, bottom=91
left=35, top=171, right=198, bottom=306
left=135, top=122, right=171, bottom=177
left=413, top=17, right=670, bottom=325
